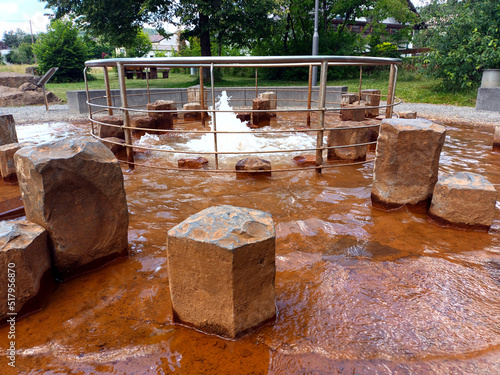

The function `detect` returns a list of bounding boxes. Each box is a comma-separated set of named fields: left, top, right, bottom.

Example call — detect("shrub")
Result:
left=33, top=20, right=89, bottom=83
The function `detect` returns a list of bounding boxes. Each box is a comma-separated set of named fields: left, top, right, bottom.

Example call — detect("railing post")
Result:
left=116, top=62, right=135, bottom=169
left=307, top=65, right=313, bottom=127
left=386, top=64, right=397, bottom=118
left=103, top=66, right=113, bottom=116
left=316, top=60, right=328, bottom=174
left=210, top=63, right=218, bottom=170
left=199, top=66, right=206, bottom=127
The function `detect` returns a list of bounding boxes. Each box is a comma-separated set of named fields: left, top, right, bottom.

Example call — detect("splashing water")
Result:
left=136, top=91, right=317, bottom=164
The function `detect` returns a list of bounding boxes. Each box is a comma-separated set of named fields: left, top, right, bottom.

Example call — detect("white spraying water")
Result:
left=136, top=91, right=317, bottom=164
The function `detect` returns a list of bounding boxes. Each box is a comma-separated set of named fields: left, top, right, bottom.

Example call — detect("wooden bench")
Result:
left=125, top=67, right=170, bottom=79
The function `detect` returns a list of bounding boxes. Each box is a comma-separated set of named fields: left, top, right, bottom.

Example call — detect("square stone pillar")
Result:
left=327, top=121, right=370, bottom=162
left=167, top=205, right=276, bottom=338
left=258, top=92, right=277, bottom=116
left=429, top=172, right=497, bottom=230
left=361, top=89, right=380, bottom=118
left=147, top=100, right=176, bottom=129
left=371, top=118, right=446, bottom=208
left=0, top=143, right=21, bottom=184
left=0, top=114, right=18, bottom=146
left=252, top=98, right=271, bottom=127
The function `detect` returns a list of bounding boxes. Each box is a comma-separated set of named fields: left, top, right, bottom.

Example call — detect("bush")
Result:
left=33, top=20, right=89, bottom=83
left=6, top=42, right=35, bottom=64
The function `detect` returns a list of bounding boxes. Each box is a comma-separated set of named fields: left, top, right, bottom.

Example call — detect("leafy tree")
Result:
left=2, top=29, right=29, bottom=48
left=33, top=20, right=89, bottom=82
left=419, top=0, right=500, bottom=90
left=6, top=42, right=36, bottom=64
left=125, top=30, right=153, bottom=57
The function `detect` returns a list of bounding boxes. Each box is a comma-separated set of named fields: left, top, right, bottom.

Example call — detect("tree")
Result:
left=6, top=42, right=36, bottom=64
left=44, top=0, right=273, bottom=59
left=124, top=30, right=153, bottom=57
left=33, top=20, right=89, bottom=82
left=2, top=29, right=29, bottom=49
left=419, top=0, right=500, bottom=90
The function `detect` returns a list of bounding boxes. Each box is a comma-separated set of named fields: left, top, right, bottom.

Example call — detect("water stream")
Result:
left=2, top=108, right=500, bottom=374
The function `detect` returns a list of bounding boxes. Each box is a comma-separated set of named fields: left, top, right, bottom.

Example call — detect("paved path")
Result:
left=1, top=102, right=499, bottom=127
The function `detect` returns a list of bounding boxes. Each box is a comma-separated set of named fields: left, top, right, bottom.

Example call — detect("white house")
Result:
left=146, top=33, right=183, bottom=58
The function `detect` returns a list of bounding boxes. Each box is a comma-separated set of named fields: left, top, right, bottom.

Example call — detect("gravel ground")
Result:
left=1, top=102, right=499, bottom=127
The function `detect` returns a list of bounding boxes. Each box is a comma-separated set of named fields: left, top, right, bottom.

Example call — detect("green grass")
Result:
left=2, top=64, right=478, bottom=107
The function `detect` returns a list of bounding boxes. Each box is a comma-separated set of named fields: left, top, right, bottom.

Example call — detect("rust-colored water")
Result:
left=2, top=117, right=500, bottom=374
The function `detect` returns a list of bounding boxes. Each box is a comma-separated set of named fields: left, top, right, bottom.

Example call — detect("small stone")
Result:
left=96, top=116, right=124, bottom=139
left=341, top=93, right=359, bottom=105
left=252, top=98, right=271, bottom=127
left=18, top=82, right=38, bottom=92
left=178, top=157, right=209, bottom=169
left=236, top=113, right=251, bottom=122
left=371, top=118, right=446, bottom=208
left=429, top=172, right=497, bottom=230
left=235, top=156, right=272, bottom=178
left=0, top=220, right=52, bottom=322
left=292, top=154, right=316, bottom=166
left=0, top=143, right=21, bottom=184
left=399, top=111, right=417, bottom=119
left=167, top=205, right=276, bottom=338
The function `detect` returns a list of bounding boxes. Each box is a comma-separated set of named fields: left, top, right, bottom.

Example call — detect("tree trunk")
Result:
left=199, top=12, right=211, bottom=80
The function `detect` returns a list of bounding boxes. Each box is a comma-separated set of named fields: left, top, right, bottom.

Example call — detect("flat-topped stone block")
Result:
left=361, top=89, right=380, bottom=118
left=182, top=102, right=202, bottom=121
left=131, top=116, right=156, bottom=133
left=372, top=118, right=446, bottom=208
left=167, top=205, right=276, bottom=338
left=95, top=115, right=124, bottom=139
left=235, top=156, right=272, bottom=178
left=147, top=100, right=176, bottom=129
left=259, top=92, right=277, bottom=116
left=429, top=172, right=497, bottom=230
left=327, top=121, right=370, bottom=162
left=14, top=136, right=129, bottom=279
left=252, top=98, right=271, bottom=127
left=340, top=102, right=365, bottom=122
left=0, top=220, right=51, bottom=323
left=0, top=142, right=21, bottom=184
left=399, top=111, right=417, bottom=119
left=0, top=114, right=18, bottom=146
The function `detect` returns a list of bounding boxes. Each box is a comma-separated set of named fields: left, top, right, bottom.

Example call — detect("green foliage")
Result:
left=419, top=0, right=500, bottom=91
left=124, top=30, right=152, bottom=57
left=83, top=35, right=113, bottom=59
left=6, top=42, right=36, bottom=64
left=369, top=42, right=401, bottom=58
left=33, top=20, right=89, bottom=83
left=2, top=29, right=31, bottom=48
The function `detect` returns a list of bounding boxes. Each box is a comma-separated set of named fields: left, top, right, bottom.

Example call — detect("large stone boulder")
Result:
left=361, top=89, right=380, bottom=118
left=252, top=98, right=271, bottom=127
left=147, top=100, right=176, bottom=129
left=327, top=121, right=370, bottom=162
left=0, top=72, right=39, bottom=88
left=0, top=220, right=51, bottom=323
left=181, top=103, right=202, bottom=122
left=258, top=92, right=277, bottom=116
left=0, top=85, right=60, bottom=107
left=95, top=115, right=124, bottom=139
left=167, top=205, right=276, bottom=338
left=371, top=118, right=446, bottom=208
left=0, top=114, right=18, bottom=146
left=429, top=172, right=497, bottom=230
left=14, top=136, right=129, bottom=278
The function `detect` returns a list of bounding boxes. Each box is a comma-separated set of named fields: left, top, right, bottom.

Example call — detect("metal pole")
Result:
left=199, top=66, right=206, bottom=127
left=358, top=66, right=363, bottom=102
left=116, top=62, right=135, bottom=168
left=146, top=67, right=151, bottom=104
left=307, top=65, right=313, bottom=127
left=29, top=20, right=36, bottom=63
left=315, top=60, right=328, bottom=174
left=84, top=67, right=94, bottom=134
left=311, top=0, right=320, bottom=86
left=386, top=64, right=396, bottom=118
left=103, top=67, right=113, bottom=116
left=210, top=63, right=218, bottom=170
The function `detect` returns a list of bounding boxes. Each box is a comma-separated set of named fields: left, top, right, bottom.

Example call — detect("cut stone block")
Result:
left=0, top=114, right=18, bottom=146
left=96, top=115, right=124, bottom=139
left=14, top=136, right=129, bottom=279
left=131, top=116, right=156, bottom=132
left=341, top=102, right=365, bottom=122
left=399, top=111, right=417, bottom=119
left=259, top=92, right=277, bottom=116
left=341, top=93, right=359, bottom=105
left=0, top=143, right=20, bottom=184
left=327, top=121, right=370, bottom=161
left=101, top=137, right=126, bottom=157
left=372, top=118, right=446, bottom=208
left=0, top=220, right=52, bottom=323
left=252, top=98, right=271, bottom=126
left=236, top=112, right=251, bottom=122
left=187, top=85, right=208, bottom=104
left=167, top=205, right=276, bottom=338
left=429, top=172, right=497, bottom=230
left=235, top=156, right=272, bottom=178
left=178, top=157, right=209, bottom=169
left=182, top=103, right=202, bottom=121
left=361, top=89, right=380, bottom=118
left=147, top=100, right=176, bottom=129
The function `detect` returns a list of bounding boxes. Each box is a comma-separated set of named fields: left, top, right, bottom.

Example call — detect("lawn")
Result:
left=1, top=64, right=478, bottom=107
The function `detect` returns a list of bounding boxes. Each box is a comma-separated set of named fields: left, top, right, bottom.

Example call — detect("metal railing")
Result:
left=84, top=55, right=401, bottom=173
